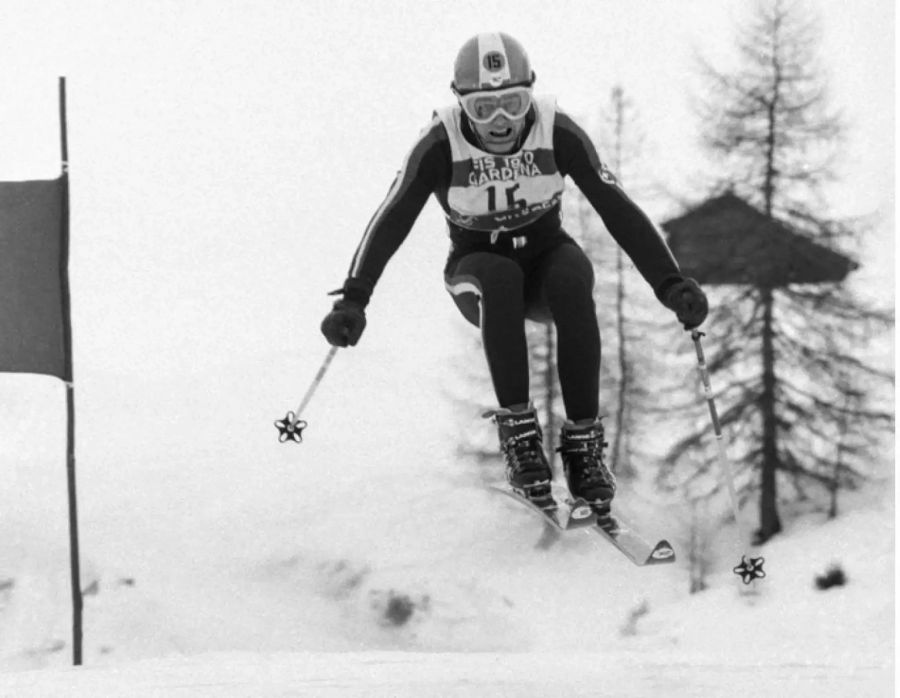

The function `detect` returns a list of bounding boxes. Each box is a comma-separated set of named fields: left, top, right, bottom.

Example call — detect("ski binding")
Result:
left=491, top=485, right=598, bottom=531
left=494, top=485, right=676, bottom=566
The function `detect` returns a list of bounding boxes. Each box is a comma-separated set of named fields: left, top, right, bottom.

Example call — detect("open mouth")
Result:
left=489, top=127, right=513, bottom=139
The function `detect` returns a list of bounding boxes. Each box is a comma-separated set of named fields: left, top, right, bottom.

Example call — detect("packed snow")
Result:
left=0, top=337, right=893, bottom=695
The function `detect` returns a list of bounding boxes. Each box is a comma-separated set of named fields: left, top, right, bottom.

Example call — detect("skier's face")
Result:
left=471, top=112, right=527, bottom=154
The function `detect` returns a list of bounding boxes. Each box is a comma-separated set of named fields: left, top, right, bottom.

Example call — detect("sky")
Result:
left=0, top=1, right=893, bottom=375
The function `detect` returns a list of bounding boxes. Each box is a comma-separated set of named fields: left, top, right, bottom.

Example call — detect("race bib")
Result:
left=437, top=96, right=565, bottom=232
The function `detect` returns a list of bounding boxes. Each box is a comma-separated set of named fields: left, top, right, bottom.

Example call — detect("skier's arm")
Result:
left=553, top=110, right=684, bottom=301
left=321, top=118, right=450, bottom=347
left=338, top=118, right=450, bottom=303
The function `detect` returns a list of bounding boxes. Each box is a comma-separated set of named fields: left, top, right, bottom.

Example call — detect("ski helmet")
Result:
left=451, top=32, right=535, bottom=94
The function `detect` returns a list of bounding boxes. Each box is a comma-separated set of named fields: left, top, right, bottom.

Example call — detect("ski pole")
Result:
left=275, top=345, right=339, bottom=443
left=690, top=330, right=765, bottom=584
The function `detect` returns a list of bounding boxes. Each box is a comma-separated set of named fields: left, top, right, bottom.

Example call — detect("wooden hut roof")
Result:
left=661, top=192, right=858, bottom=286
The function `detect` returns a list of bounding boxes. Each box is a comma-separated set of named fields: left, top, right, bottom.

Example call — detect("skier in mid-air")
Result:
left=321, top=32, right=708, bottom=516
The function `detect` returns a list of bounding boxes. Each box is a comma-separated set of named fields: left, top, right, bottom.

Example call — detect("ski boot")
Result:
left=490, top=406, right=554, bottom=509
left=558, top=418, right=616, bottom=518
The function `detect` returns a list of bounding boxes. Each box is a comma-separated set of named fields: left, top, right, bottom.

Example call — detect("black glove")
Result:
left=660, top=277, right=708, bottom=330
left=320, top=277, right=372, bottom=347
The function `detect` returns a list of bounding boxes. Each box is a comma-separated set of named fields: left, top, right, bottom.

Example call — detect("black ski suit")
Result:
left=342, top=97, right=685, bottom=421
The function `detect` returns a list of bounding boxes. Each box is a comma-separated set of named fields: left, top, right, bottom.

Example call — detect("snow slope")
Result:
left=0, top=649, right=891, bottom=697
left=0, top=338, right=894, bottom=696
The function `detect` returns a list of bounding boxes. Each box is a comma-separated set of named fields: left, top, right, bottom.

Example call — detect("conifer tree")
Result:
left=664, top=0, right=893, bottom=543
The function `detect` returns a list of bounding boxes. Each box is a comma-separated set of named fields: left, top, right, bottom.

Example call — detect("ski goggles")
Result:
left=456, top=85, right=533, bottom=124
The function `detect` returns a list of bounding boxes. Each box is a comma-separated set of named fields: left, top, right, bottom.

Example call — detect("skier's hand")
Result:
left=321, top=300, right=367, bottom=347
left=662, top=277, right=708, bottom=330
left=320, top=277, right=372, bottom=347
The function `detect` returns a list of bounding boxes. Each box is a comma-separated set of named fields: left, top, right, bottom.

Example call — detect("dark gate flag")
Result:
left=0, top=178, right=68, bottom=379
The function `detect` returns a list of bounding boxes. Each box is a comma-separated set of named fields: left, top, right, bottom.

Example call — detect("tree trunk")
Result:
left=828, top=390, right=851, bottom=519
left=756, top=78, right=783, bottom=544
left=756, top=286, right=783, bottom=543
left=611, top=248, right=633, bottom=476
left=608, top=87, right=634, bottom=477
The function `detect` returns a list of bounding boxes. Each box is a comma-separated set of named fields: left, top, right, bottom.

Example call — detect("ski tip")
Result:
left=645, top=540, right=676, bottom=565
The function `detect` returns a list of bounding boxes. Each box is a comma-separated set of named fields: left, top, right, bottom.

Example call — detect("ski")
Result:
left=491, top=486, right=598, bottom=531
left=494, top=485, right=676, bottom=566
left=588, top=514, right=676, bottom=566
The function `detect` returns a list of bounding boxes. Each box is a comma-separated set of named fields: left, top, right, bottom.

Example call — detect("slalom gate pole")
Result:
left=690, top=330, right=766, bottom=584
left=59, top=75, right=84, bottom=664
